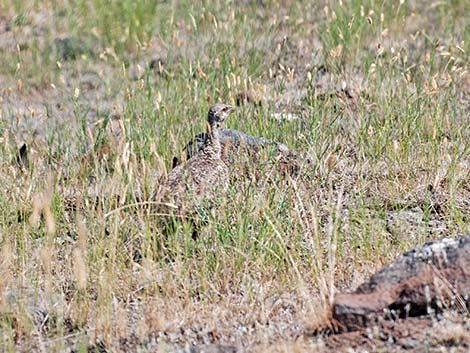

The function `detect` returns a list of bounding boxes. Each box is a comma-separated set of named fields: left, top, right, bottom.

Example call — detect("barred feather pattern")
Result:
left=161, top=103, right=234, bottom=213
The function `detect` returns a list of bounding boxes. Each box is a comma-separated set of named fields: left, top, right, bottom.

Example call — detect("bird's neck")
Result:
left=202, top=122, right=221, bottom=159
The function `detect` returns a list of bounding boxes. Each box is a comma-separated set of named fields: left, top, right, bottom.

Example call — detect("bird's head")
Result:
left=207, top=103, right=235, bottom=128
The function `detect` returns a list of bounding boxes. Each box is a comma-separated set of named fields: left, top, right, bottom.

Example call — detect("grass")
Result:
left=0, top=0, right=469, bottom=351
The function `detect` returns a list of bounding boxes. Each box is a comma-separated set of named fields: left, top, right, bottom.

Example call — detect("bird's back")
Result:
left=162, top=124, right=229, bottom=216
left=166, top=152, right=228, bottom=207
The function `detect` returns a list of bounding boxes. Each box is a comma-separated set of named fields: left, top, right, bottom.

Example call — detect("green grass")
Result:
left=0, top=0, right=469, bottom=351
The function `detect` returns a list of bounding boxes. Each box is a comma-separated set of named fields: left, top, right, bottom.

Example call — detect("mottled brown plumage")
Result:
left=161, top=103, right=235, bottom=213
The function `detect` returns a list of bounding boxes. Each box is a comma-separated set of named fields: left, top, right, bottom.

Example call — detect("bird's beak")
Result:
left=227, top=105, right=235, bottom=114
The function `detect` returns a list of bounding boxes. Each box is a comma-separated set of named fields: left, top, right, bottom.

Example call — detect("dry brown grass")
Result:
left=0, top=0, right=469, bottom=352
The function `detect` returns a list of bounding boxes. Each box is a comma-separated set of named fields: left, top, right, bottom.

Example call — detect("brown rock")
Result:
left=333, top=236, right=470, bottom=331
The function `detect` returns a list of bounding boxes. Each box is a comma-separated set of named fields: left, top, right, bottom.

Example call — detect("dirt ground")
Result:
left=0, top=1, right=469, bottom=352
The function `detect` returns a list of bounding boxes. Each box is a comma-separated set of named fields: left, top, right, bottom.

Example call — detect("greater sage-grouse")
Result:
left=159, top=103, right=235, bottom=215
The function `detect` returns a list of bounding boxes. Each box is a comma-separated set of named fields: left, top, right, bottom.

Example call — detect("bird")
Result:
left=157, top=103, right=235, bottom=222
left=172, top=128, right=287, bottom=167
left=172, top=127, right=311, bottom=177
